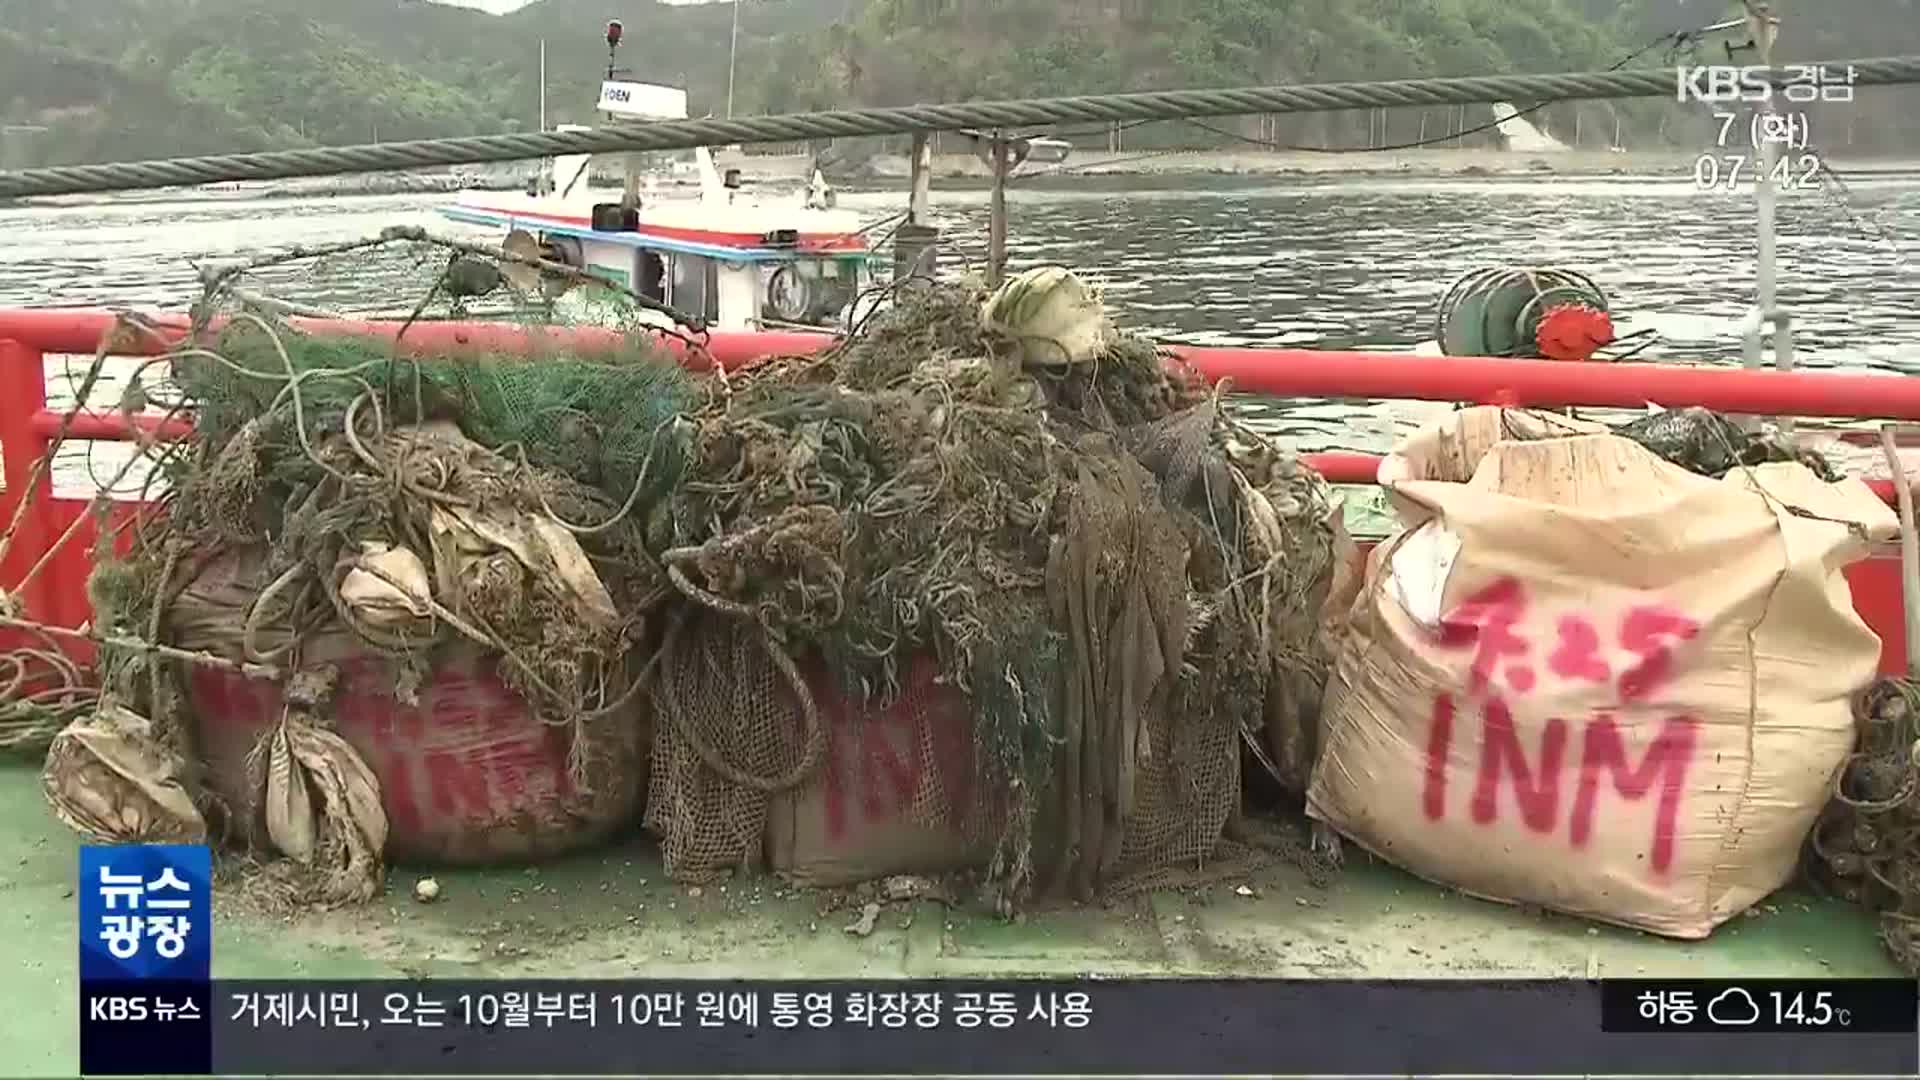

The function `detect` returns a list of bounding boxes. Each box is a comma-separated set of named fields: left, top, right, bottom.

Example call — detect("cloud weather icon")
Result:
left=1707, top=987, right=1761, bottom=1026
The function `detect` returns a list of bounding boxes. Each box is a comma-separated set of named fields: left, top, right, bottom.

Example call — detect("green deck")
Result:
left=2, top=759, right=1900, bottom=1076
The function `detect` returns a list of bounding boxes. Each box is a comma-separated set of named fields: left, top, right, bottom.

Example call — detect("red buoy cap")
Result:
left=606, top=19, right=624, bottom=47
left=1535, top=303, right=1616, bottom=362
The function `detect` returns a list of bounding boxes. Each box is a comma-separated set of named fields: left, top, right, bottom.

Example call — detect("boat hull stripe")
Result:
left=443, top=204, right=867, bottom=259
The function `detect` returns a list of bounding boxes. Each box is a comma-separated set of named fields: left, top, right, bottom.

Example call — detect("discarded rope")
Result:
left=1805, top=427, right=1920, bottom=973
left=0, top=613, right=286, bottom=755
left=4, top=618, right=284, bottom=681
left=1810, top=678, right=1920, bottom=973
left=199, top=224, right=712, bottom=342
left=654, top=608, right=827, bottom=794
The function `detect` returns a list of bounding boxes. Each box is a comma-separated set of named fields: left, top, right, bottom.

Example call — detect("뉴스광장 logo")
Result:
left=79, top=844, right=211, bottom=982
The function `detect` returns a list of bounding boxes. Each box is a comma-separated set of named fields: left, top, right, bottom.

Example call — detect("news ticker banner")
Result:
left=78, top=844, right=1920, bottom=1076
left=82, top=976, right=1920, bottom=1076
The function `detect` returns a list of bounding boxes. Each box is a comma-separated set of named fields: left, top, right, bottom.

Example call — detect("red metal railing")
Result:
left=11, top=308, right=1920, bottom=418
left=0, top=309, right=1910, bottom=672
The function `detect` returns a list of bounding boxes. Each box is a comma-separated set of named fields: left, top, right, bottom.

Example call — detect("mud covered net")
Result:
left=36, top=227, right=704, bottom=905
left=1809, top=677, right=1920, bottom=974
left=646, top=270, right=1342, bottom=902
left=30, top=240, right=1343, bottom=910
left=1613, top=406, right=1838, bottom=480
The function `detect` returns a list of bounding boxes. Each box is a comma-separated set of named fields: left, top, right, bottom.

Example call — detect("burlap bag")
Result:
left=1308, top=407, right=1897, bottom=938
left=764, top=655, right=989, bottom=887
left=174, top=549, right=647, bottom=865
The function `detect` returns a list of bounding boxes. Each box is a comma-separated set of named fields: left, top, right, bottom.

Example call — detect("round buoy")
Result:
left=1435, top=266, right=1614, bottom=360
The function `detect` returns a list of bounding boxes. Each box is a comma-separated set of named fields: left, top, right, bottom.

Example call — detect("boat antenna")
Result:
left=726, top=0, right=740, bottom=120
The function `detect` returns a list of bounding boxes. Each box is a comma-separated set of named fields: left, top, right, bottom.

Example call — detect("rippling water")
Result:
left=4, top=172, right=1919, bottom=511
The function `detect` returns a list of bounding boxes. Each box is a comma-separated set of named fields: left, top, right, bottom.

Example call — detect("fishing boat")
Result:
left=441, top=145, right=872, bottom=333
left=438, top=27, right=878, bottom=334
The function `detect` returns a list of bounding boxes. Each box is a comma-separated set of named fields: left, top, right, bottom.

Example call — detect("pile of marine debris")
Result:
left=1809, top=677, right=1920, bottom=974
left=38, top=264, right=1346, bottom=911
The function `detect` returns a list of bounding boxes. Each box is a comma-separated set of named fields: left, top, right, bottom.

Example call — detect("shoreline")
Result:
left=837, top=147, right=1920, bottom=184
left=12, top=148, right=1918, bottom=209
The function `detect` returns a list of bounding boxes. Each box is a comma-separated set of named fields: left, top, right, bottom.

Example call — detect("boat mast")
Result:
left=727, top=0, right=740, bottom=120
left=602, top=20, right=643, bottom=207
left=539, top=38, right=548, bottom=132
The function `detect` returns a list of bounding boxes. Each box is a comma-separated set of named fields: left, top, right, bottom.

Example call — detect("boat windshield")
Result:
left=760, top=256, right=864, bottom=327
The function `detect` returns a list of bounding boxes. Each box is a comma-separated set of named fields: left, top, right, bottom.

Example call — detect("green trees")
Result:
left=732, top=0, right=1647, bottom=150
left=1, top=0, right=1914, bottom=167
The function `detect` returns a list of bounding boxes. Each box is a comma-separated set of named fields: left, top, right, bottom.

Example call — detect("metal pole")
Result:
left=1741, top=3, right=1794, bottom=431
left=727, top=0, right=741, bottom=121
left=908, top=132, right=932, bottom=223
left=538, top=39, right=547, bottom=131
left=988, top=132, right=1010, bottom=287
left=1747, top=4, right=1779, bottom=372
left=894, top=132, right=939, bottom=285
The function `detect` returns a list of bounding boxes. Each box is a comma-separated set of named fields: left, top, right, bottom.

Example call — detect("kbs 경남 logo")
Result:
left=1676, top=66, right=1776, bottom=103
left=1676, top=65, right=1859, bottom=104
left=79, top=844, right=212, bottom=981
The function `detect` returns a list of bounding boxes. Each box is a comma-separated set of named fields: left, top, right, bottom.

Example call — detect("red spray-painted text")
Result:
left=811, top=663, right=974, bottom=846
left=1421, top=576, right=1702, bottom=874
left=192, top=659, right=574, bottom=840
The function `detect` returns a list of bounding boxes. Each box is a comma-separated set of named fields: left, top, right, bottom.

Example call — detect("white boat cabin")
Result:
left=441, top=79, right=875, bottom=333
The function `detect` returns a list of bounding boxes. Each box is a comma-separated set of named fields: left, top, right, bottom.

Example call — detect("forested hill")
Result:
left=0, top=0, right=855, bottom=165
left=1, top=0, right=1915, bottom=169
left=732, top=0, right=1637, bottom=150
left=736, top=0, right=1920, bottom=153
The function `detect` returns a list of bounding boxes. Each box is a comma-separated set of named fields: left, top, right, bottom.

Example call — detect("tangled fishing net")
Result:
left=647, top=269, right=1342, bottom=902
left=1401, top=406, right=1837, bottom=486
left=24, top=232, right=1342, bottom=910
left=1614, top=406, right=1838, bottom=480
left=33, top=227, right=700, bottom=905
left=1808, top=677, right=1920, bottom=973
left=151, top=319, right=685, bottom=900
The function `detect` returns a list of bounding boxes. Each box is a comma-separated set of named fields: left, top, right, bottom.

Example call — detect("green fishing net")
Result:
left=174, top=318, right=695, bottom=508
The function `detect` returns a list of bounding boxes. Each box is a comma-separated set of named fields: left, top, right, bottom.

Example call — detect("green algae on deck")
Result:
left=0, top=759, right=1900, bottom=1077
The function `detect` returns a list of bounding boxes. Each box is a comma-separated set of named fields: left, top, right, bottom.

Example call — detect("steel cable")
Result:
left=6, top=58, right=1920, bottom=199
